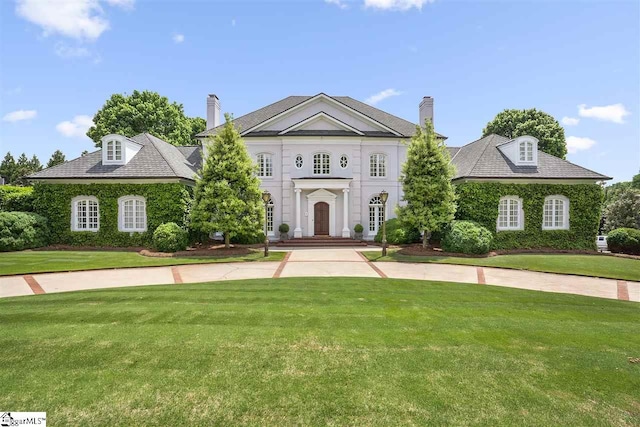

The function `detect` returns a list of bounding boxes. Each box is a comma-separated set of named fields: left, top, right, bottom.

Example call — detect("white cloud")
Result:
left=172, top=33, right=185, bottom=43
left=561, top=116, right=579, bottom=126
left=566, top=136, right=596, bottom=154
left=325, top=0, right=348, bottom=9
left=578, top=103, right=630, bottom=124
left=364, top=0, right=434, bottom=11
left=56, top=115, right=94, bottom=138
left=365, top=88, right=402, bottom=105
left=231, top=18, right=236, bottom=26
left=3, top=109, right=37, bottom=122
left=15, top=0, right=133, bottom=41
left=54, top=42, right=91, bottom=58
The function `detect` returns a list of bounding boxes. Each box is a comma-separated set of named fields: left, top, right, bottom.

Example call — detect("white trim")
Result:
left=367, top=195, right=384, bottom=237
left=306, top=189, right=337, bottom=237
left=312, top=152, right=331, bottom=176
left=278, top=111, right=365, bottom=136
left=101, top=134, right=141, bottom=166
left=241, top=94, right=402, bottom=136
left=339, top=154, right=349, bottom=169
left=256, top=152, right=274, bottom=178
left=497, top=196, right=524, bottom=231
left=71, top=196, right=99, bottom=232
left=118, top=195, right=147, bottom=232
left=30, top=178, right=194, bottom=185
left=369, top=152, right=387, bottom=178
left=542, top=195, right=570, bottom=230
left=294, top=154, right=304, bottom=169
left=454, top=178, right=603, bottom=184
left=293, top=178, right=352, bottom=190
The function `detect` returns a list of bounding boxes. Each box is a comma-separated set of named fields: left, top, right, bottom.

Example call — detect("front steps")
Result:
left=275, top=237, right=368, bottom=247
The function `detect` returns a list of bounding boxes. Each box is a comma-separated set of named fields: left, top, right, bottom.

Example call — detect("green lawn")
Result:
left=1, top=278, right=638, bottom=426
left=0, top=250, right=286, bottom=276
left=363, top=250, right=640, bottom=282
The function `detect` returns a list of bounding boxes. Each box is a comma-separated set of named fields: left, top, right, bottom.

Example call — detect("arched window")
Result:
left=266, top=198, right=274, bottom=235
left=71, top=196, right=99, bottom=232
left=313, top=153, right=330, bottom=175
left=368, top=196, right=385, bottom=234
left=543, top=195, right=569, bottom=230
left=106, top=140, right=123, bottom=162
left=118, top=196, right=146, bottom=232
left=369, top=153, right=387, bottom=177
left=497, top=196, right=523, bottom=231
left=339, top=154, right=349, bottom=169
left=256, top=153, right=273, bottom=177
left=295, top=154, right=304, bottom=169
left=519, top=141, right=534, bottom=162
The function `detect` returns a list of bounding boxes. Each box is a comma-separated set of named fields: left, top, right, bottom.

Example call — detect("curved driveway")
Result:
left=1, top=248, right=638, bottom=302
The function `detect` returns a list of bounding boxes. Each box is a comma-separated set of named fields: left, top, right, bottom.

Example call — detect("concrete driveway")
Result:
left=1, top=247, right=638, bottom=302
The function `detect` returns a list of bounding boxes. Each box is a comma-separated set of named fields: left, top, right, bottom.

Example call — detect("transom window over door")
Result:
left=72, top=196, right=99, bottom=231
left=313, top=153, right=330, bottom=175
left=368, top=196, right=384, bottom=234
left=543, top=196, right=569, bottom=229
left=106, top=140, right=122, bottom=162
left=519, top=141, right=533, bottom=162
left=257, top=153, right=273, bottom=177
left=370, top=153, right=387, bottom=177
left=118, top=196, right=146, bottom=232
left=497, top=196, right=523, bottom=230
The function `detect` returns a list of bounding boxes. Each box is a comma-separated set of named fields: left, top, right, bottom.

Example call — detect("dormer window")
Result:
left=106, top=140, right=122, bottom=162
left=519, top=141, right=534, bottom=163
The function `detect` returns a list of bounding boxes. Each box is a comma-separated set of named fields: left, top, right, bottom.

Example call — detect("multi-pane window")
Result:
left=266, top=198, right=274, bottom=235
left=313, top=153, right=330, bottom=175
left=72, top=197, right=99, bottom=231
left=369, top=153, right=387, bottom=177
left=106, top=140, right=123, bottom=161
left=519, top=141, right=533, bottom=162
left=497, top=197, right=522, bottom=230
left=295, top=154, right=304, bottom=169
left=543, top=196, right=569, bottom=229
left=257, top=153, right=273, bottom=177
left=368, top=196, right=384, bottom=233
left=339, top=154, right=348, bottom=169
left=119, top=196, right=146, bottom=232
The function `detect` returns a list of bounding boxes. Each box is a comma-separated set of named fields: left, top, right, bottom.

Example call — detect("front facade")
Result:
left=29, top=92, right=611, bottom=247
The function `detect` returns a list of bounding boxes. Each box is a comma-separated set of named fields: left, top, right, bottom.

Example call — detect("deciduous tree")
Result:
left=190, top=114, right=263, bottom=248
left=604, top=188, right=640, bottom=232
left=483, top=108, right=567, bottom=158
left=397, top=121, right=456, bottom=248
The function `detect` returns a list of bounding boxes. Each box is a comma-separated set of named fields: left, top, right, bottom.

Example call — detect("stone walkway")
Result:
left=1, top=248, right=638, bottom=302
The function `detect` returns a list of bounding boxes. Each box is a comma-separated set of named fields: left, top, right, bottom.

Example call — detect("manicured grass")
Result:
left=0, top=250, right=286, bottom=276
left=363, top=250, right=640, bottom=281
left=1, top=278, right=638, bottom=426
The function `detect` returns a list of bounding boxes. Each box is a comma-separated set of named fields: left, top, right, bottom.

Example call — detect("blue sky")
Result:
left=1, top=0, right=638, bottom=182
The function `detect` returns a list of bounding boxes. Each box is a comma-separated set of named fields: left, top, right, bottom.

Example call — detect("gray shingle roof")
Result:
left=28, top=133, right=199, bottom=181
left=450, top=134, right=611, bottom=181
left=196, top=94, right=446, bottom=139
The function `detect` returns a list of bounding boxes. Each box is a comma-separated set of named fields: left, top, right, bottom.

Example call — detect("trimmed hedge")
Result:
left=374, top=218, right=421, bottom=244
left=0, top=211, right=49, bottom=251
left=442, top=220, right=493, bottom=254
left=33, top=183, right=190, bottom=247
left=0, top=186, right=35, bottom=212
left=607, top=228, right=640, bottom=255
left=455, top=182, right=603, bottom=250
left=153, top=222, right=189, bottom=253
left=231, top=230, right=265, bottom=244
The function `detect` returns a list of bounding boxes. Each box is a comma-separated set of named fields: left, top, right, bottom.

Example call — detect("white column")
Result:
left=294, top=189, right=302, bottom=238
left=342, top=189, right=350, bottom=238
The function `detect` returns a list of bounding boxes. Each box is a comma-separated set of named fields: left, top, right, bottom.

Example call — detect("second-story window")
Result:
left=369, top=153, right=387, bottom=177
left=106, top=140, right=122, bottom=162
left=257, top=153, right=273, bottom=177
left=313, top=153, right=330, bottom=175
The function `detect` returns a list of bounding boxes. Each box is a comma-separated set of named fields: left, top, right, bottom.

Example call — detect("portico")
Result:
left=292, top=179, right=352, bottom=238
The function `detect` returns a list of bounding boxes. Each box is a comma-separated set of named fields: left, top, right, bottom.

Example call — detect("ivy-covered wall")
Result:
left=33, top=183, right=191, bottom=247
left=455, top=182, right=603, bottom=250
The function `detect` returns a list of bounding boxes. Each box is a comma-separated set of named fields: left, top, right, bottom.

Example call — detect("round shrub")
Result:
left=278, top=223, right=289, bottom=233
left=374, top=218, right=421, bottom=244
left=0, top=211, right=49, bottom=251
left=442, top=220, right=493, bottom=254
left=153, top=222, right=188, bottom=253
left=0, top=186, right=35, bottom=212
left=354, top=224, right=364, bottom=233
left=606, top=228, right=640, bottom=255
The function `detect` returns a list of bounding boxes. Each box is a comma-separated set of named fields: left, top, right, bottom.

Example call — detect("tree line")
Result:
left=0, top=150, right=68, bottom=185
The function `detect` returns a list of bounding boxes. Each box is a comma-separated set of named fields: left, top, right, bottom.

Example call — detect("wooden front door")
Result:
left=314, top=202, right=330, bottom=235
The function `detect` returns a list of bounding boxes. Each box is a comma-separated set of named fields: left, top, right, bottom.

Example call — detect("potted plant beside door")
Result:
left=354, top=224, right=364, bottom=240
left=279, top=223, right=290, bottom=241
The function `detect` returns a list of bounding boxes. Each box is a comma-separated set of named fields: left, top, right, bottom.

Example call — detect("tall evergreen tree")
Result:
left=397, top=121, right=457, bottom=248
left=30, top=155, right=42, bottom=172
left=190, top=114, right=263, bottom=248
left=47, top=150, right=67, bottom=168
left=0, top=152, right=16, bottom=184
left=14, top=153, right=32, bottom=186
